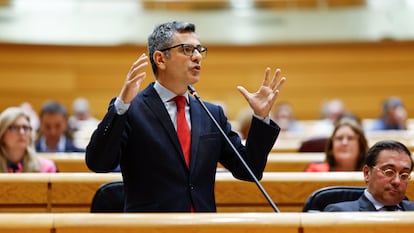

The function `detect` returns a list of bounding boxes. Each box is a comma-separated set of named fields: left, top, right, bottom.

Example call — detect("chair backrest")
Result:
left=90, top=181, right=125, bottom=213
left=302, top=186, right=365, bottom=212
left=298, top=137, right=328, bottom=152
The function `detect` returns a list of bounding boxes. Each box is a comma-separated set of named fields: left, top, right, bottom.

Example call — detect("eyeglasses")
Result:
left=373, top=166, right=411, bottom=181
left=8, top=125, right=32, bottom=134
left=160, top=44, right=207, bottom=58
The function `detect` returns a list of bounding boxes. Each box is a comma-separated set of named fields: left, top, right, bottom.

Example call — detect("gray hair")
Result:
left=147, top=21, right=196, bottom=77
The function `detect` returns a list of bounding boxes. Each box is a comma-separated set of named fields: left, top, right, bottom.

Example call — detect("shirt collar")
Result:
left=153, top=81, right=189, bottom=104
left=364, top=189, right=401, bottom=210
left=39, top=135, right=67, bottom=152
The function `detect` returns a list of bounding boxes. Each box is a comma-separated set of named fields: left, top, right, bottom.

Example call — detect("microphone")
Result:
left=187, top=85, right=280, bottom=213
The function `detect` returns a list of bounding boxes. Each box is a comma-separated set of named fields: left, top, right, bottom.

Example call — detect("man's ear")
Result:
left=153, top=51, right=166, bottom=70
left=363, top=165, right=370, bottom=183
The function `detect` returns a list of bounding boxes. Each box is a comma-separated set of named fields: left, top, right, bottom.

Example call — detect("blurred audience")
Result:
left=19, top=102, right=40, bottom=131
left=271, top=102, right=304, bottom=132
left=311, top=98, right=346, bottom=136
left=366, top=96, right=408, bottom=131
left=35, top=100, right=84, bottom=153
left=305, top=118, right=369, bottom=172
left=68, top=97, right=99, bottom=149
left=0, top=107, right=56, bottom=172
left=321, top=98, right=346, bottom=124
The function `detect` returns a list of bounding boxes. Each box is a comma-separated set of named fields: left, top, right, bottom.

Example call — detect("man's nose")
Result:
left=192, top=49, right=202, bottom=60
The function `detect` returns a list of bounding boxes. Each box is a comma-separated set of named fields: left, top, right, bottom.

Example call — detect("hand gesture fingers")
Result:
left=238, top=67, right=286, bottom=118
left=119, top=54, right=149, bottom=104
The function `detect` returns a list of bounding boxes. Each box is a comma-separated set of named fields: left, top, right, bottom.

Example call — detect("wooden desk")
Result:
left=0, top=174, right=49, bottom=212
left=41, top=152, right=324, bottom=173
left=215, top=172, right=368, bottom=212
left=1, top=172, right=413, bottom=213
left=49, top=173, right=121, bottom=212
left=142, top=0, right=230, bottom=10
left=301, top=212, right=414, bottom=233
left=265, top=153, right=323, bottom=172
left=0, top=213, right=53, bottom=233
left=1, top=212, right=414, bottom=233
left=39, top=153, right=89, bottom=172
left=54, top=213, right=299, bottom=233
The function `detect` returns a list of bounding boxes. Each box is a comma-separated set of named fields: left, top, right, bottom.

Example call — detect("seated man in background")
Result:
left=271, top=102, right=304, bottom=132
left=35, top=100, right=84, bottom=153
left=366, top=96, right=408, bottom=131
left=324, top=140, right=414, bottom=211
left=310, top=98, right=346, bottom=136
left=68, top=97, right=100, bottom=149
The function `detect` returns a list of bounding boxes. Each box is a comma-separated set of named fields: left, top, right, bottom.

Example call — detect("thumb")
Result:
left=237, top=86, right=249, bottom=101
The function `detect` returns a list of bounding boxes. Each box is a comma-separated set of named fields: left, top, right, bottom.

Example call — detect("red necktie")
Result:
left=173, top=96, right=191, bottom=167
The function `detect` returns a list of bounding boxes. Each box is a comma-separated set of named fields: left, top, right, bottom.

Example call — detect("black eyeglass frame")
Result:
left=159, top=43, right=207, bottom=58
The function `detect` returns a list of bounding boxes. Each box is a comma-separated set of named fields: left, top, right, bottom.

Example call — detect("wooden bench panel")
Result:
left=142, top=0, right=230, bottom=10
left=41, top=152, right=324, bottom=173
left=302, top=212, right=414, bottom=233
left=0, top=213, right=53, bottom=233
left=215, top=172, right=368, bottom=212
left=141, top=0, right=365, bottom=10
left=40, top=153, right=90, bottom=172
left=0, top=172, right=413, bottom=213
left=265, top=153, right=323, bottom=172
left=0, top=174, right=50, bottom=212
left=49, top=173, right=121, bottom=212
left=1, top=212, right=414, bottom=233
left=54, top=213, right=300, bottom=233
left=1, top=41, right=414, bottom=121
left=254, top=0, right=365, bottom=8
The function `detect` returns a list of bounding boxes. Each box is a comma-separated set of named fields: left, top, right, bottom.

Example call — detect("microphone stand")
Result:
left=187, top=85, right=280, bottom=213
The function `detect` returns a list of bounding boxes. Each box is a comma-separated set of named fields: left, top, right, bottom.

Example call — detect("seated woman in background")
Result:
left=0, top=107, right=57, bottom=173
left=305, top=118, right=368, bottom=172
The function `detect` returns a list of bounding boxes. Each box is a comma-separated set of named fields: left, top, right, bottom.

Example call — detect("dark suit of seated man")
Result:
left=324, top=140, right=414, bottom=212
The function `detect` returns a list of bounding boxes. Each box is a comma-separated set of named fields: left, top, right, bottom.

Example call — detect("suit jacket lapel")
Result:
left=359, top=195, right=377, bottom=211
left=400, top=200, right=412, bottom=211
left=188, top=96, right=202, bottom=171
left=142, top=84, right=188, bottom=167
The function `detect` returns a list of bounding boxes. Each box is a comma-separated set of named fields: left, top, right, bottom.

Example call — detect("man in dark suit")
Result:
left=35, top=100, right=84, bottom=153
left=85, top=21, right=286, bottom=212
left=324, top=140, right=414, bottom=211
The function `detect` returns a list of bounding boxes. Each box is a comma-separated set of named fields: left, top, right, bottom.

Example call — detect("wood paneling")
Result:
left=1, top=212, right=414, bottom=233
left=1, top=41, right=414, bottom=121
left=1, top=172, right=414, bottom=213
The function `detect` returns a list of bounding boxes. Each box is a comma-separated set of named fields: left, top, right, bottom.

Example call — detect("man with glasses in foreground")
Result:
left=324, top=140, right=414, bottom=211
left=86, top=21, right=286, bottom=212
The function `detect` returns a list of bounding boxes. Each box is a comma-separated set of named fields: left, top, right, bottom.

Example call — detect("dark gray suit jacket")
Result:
left=324, top=193, right=414, bottom=211
left=86, top=83, right=280, bottom=212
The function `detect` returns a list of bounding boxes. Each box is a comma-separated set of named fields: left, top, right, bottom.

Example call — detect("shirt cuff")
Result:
left=114, top=97, right=130, bottom=115
left=253, top=113, right=270, bottom=125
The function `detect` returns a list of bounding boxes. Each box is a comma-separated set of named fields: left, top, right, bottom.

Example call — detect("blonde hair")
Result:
left=0, top=107, right=41, bottom=172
